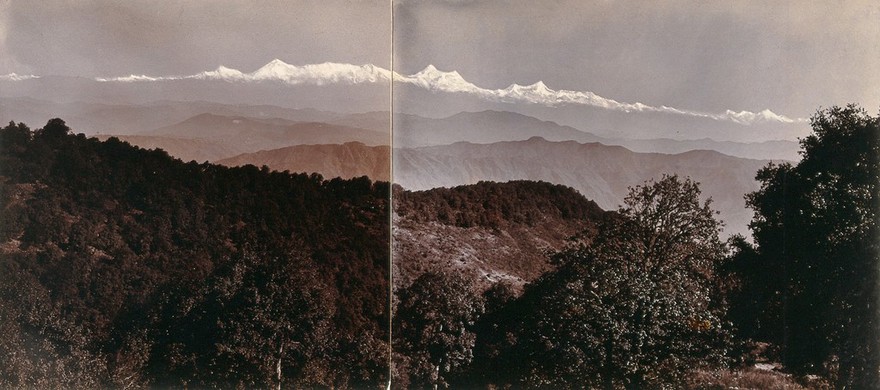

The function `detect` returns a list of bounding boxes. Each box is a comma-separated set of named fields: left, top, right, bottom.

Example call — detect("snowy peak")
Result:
left=265, top=58, right=290, bottom=68
left=95, top=74, right=161, bottom=82
left=419, top=64, right=438, bottom=74
left=198, top=65, right=247, bottom=81
left=225, top=61, right=391, bottom=85
left=527, top=80, right=549, bottom=91
left=500, top=80, right=556, bottom=105
left=411, top=64, right=462, bottom=79
left=251, top=58, right=295, bottom=78
left=397, top=64, right=480, bottom=94
left=724, top=109, right=793, bottom=125
left=0, top=73, right=40, bottom=81
left=509, top=80, right=549, bottom=92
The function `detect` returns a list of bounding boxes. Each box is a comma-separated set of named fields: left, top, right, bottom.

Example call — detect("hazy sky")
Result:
left=394, top=0, right=880, bottom=121
left=2, top=1, right=878, bottom=136
left=0, top=0, right=391, bottom=77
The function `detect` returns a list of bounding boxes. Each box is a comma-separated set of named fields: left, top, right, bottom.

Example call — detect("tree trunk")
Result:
left=434, top=357, right=442, bottom=390
left=276, top=344, right=283, bottom=390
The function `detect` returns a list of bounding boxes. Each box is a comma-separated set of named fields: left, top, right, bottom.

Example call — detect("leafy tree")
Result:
left=147, top=246, right=337, bottom=389
left=36, top=118, right=71, bottom=138
left=393, top=272, right=484, bottom=389
left=495, top=175, right=731, bottom=388
left=0, top=263, right=111, bottom=388
left=722, top=235, right=784, bottom=348
left=468, top=280, right=522, bottom=387
left=742, top=105, right=879, bottom=387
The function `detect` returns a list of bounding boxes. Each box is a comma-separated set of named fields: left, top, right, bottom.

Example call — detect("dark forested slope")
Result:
left=0, top=119, right=389, bottom=388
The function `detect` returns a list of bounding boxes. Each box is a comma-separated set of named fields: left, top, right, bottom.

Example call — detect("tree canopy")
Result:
left=0, top=119, right=390, bottom=388
left=473, top=175, right=731, bottom=388
left=733, top=105, right=880, bottom=388
left=393, top=271, right=484, bottom=389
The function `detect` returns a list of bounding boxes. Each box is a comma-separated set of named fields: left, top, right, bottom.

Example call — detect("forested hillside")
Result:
left=0, top=119, right=389, bottom=388
left=393, top=181, right=609, bottom=291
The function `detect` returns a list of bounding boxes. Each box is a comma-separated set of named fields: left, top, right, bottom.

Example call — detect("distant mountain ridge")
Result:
left=146, top=113, right=387, bottom=145
left=1, top=97, right=797, bottom=160
left=614, top=137, right=799, bottom=161
left=393, top=110, right=601, bottom=147
left=0, top=97, right=349, bottom=135
left=395, top=109, right=799, bottom=161
left=217, top=142, right=390, bottom=182
left=93, top=134, right=236, bottom=163
left=394, top=136, right=769, bottom=238
left=0, top=75, right=390, bottom=113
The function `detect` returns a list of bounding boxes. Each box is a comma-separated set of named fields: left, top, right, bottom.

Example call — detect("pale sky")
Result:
left=2, top=1, right=878, bottom=140
left=0, top=0, right=391, bottom=77
left=394, top=0, right=880, bottom=122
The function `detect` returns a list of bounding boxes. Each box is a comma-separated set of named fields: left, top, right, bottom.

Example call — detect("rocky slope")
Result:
left=393, top=181, right=610, bottom=291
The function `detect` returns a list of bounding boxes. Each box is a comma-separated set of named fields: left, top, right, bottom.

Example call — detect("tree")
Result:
left=0, top=263, right=111, bottom=388
left=743, top=105, right=879, bottom=387
left=498, top=175, right=731, bottom=388
left=147, top=247, right=336, bottom=389
left=393, top=272, right=484, bottom=389
left=722, top=235, right=785, bottom=347
left=468, top=280, right=521, bottom=387
left=35, top=118, right=72, bottom=144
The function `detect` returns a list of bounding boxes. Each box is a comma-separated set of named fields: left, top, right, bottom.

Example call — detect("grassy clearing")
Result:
left=686, top=368, right=832, bottom=390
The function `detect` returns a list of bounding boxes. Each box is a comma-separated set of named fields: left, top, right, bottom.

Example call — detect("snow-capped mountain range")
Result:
left=94, top=60, right=393, bottom=86
left=0, top=73, right=40, bottom=81
left=5, top=59, right=803, bottom=125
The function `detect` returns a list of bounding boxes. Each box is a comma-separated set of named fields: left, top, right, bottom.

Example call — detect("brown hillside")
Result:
left=217, top=142, right=390, bottom=182
left=392, top=181, right=611, bottom=291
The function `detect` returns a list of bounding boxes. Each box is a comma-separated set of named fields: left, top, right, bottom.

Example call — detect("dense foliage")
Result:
left=392, top=272, right=484, bottom=389
left=394, top=180, right=605, bottom=229
left=392, top=176, right=734, bottom=388
left=492, top=176, right=731, bottom=388
left=728, top=105, right=879, bottom=388
left=0, top=119, right=390, bottom=388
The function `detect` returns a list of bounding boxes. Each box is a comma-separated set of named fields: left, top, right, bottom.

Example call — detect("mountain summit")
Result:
left=400, top=65, right=482, bottom=94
